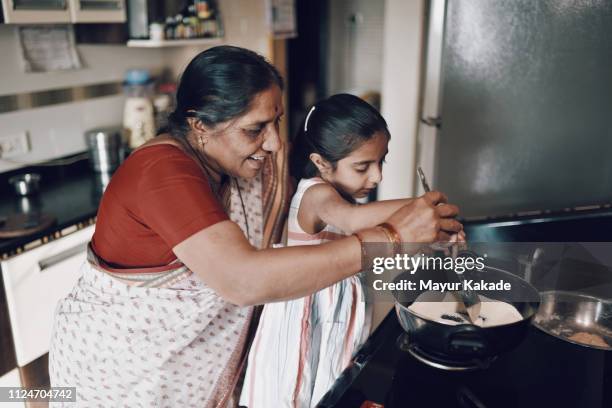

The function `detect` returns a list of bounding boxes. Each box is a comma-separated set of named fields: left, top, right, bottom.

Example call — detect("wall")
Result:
left=372, top=0, right=425, bottom=330
left=378, top=0, right=424, bottom=200
left=0, top=26, right=166, bottom=173
left=0, top=0, right=271, bottom=174
left=327, top=0, right=385, bottom=95
left=325, top=0, right=425, bottom=201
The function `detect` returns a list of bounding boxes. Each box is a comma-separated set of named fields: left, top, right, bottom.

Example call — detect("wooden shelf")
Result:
left=127, top=37, right=223, bottom=48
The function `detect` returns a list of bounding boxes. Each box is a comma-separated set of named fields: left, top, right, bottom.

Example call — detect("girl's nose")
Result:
left=262, top=124, right=282, bottom=152
left=369, top=164, right=383, bottom=184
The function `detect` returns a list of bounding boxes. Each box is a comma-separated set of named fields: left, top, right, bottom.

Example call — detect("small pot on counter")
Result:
left=85, top=127, right=125, bottom=173
left=8, top=173, right=41, bottom=196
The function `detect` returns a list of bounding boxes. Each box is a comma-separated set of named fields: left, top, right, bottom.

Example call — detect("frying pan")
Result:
left=533, top=291, right=612, bottom=351
left=393, top=264, right=541, bottom=368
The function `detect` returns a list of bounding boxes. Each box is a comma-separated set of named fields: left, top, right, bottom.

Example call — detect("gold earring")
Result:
left=199, top=135, right=206, bottom=149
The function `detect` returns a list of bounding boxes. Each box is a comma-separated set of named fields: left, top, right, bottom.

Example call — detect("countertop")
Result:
left=0, top=155, right=104, bottom=259
left=0, top=154, right=105, bottom=376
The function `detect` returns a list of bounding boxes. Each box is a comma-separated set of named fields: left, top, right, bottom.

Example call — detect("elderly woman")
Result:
left=49, top=46, right=462, bottom=407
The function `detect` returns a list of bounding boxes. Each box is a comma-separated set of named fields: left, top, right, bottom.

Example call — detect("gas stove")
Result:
left=319, top=312, right=611, bottom=408
left=395, top=332, right=497, bottom=372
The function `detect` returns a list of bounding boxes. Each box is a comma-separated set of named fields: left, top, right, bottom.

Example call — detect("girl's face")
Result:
left=200, top=85, right=284, bottom=179
left=323, top=131, right=389, bottom=199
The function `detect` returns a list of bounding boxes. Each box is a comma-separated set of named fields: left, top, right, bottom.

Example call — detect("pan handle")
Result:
left=447, top=324, right=488, bottom=354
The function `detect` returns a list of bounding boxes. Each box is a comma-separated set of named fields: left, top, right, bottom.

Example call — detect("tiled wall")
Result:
left=0, top=95, right=127, bottom=169
left=0, top=0, right=271, bottom=174
left=0, top=27, right=166, bottom=95
left=0, top=25, right=167, bottom=173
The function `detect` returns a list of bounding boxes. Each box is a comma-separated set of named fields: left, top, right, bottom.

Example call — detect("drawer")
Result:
left=0, top=368, right=20, bottom=387
left=0, top=368, right=24, bottom=408
left=1, top=225, right=94, bottom=367
left=0, top=369, right=25, bottom=408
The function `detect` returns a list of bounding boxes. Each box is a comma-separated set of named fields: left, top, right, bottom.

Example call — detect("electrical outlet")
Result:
left=0, top=131, right=31, bottom=159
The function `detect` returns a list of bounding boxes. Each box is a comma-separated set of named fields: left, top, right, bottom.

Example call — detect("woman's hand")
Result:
left=385, top=191, right=463, bottom=243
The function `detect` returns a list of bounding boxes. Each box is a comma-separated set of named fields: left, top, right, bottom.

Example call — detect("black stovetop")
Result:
left=319, top=312, right=611, bottom=408
left=0, top=155, right=104, bottom=258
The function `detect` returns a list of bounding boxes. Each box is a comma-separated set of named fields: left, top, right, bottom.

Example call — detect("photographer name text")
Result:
left=372, top=279, right=512, bottom=292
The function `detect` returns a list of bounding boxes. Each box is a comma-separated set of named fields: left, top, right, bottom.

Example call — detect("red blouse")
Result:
left=91, top=144, right=228, bottom=268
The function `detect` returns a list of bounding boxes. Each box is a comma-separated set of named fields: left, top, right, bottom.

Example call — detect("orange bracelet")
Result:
left=352, top=231, right=367, bottom=259
left=377, top=225, right=393, bottom=243
left=353, top=230, right=365, bottom=244
left=378, top=222, right=402, bottom=243
left=378, top=222, right=402, bottom=255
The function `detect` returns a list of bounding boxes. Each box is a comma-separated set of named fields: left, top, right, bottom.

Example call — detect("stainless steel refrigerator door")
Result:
left=435, top=0, right=612, bottom=218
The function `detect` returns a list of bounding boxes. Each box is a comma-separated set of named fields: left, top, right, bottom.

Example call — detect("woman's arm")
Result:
left=300, top=183, right=412, bottom=233
left=174, top=191, right=462, bottom=306
left=174, top=220, right=363, bottom=306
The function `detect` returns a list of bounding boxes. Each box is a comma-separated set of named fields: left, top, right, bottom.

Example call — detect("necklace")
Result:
left=181, top=137, right=222, bottom=194
left=180, top=136, right=251, bottom=243
left=233, top=177, right=251, bottom=242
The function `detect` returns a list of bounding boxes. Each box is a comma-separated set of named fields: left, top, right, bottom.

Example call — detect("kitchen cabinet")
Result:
left=1, top=0, right=125, bottom=23
left=0, top=368, right=20, bottom=387
left=1, top=224, right=94, bottom=367
left=0, top=369, right=24, bottom=408
left=0, top=0, right=71, bottom=24
left=68, top=0, right=125, bottom=23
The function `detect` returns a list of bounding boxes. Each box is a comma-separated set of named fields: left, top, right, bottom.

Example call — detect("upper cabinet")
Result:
left=1, top=0, right=71, bottom=23
left=1, top=0, right=125, bottom=23
left=68, top=0, right=125, bottom=23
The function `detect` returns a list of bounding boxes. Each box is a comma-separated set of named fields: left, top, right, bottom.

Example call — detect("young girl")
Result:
left=240, top=94, right=425, bottom=407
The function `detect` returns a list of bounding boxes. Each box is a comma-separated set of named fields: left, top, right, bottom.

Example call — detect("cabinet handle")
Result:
left=38, top=242, right=88, bottom=272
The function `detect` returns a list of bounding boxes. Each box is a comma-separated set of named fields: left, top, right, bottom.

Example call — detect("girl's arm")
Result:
left=174, top=191, right=462, bottom=307
left=300, top=183, right=413, bottom=233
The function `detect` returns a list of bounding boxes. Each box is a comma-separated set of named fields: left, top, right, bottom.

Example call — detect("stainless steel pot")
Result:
left=85, top=127, right=125, bottom=173
left=8, top=173, right=41, bottom=196
left=533, top=291, right=612, bottom=351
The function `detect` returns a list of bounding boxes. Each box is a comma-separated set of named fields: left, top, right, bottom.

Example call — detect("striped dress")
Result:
left=239, top=177, right=371, bottom=407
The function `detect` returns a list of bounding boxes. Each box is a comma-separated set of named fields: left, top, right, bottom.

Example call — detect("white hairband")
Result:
left=304, top=106, right=316, bottom=132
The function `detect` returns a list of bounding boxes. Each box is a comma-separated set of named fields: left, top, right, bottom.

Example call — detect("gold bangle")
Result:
left=377, top=225, right=393, bottom=243
left=378, top=223, right=401, bottom=255
left=378, top=222, right=402, bottom=243
left=353, top=231, right=367, bottom=252
left=352, top=231, right=367, bottom=263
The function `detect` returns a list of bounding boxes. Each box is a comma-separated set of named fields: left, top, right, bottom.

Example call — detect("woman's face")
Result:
left=202, top=85, right=284, bottom=179
left=324, top=131, right=389, bottom=199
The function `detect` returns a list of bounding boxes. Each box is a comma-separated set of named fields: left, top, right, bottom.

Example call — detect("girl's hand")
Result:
left=385, top=191, right=463, bottom=243
left=450, top=230, right=467, bottom=243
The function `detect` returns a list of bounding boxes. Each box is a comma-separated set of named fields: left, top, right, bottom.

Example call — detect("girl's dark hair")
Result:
left=166, top=45, right=283, bottom=137
left=290, top=93, right=390, bottom=180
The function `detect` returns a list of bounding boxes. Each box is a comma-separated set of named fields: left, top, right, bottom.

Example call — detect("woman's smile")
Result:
left=246, top=154, right=267, bottom=170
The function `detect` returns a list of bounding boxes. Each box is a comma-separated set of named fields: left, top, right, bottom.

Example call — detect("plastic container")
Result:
left=123, top=69, right=155, bottom=148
